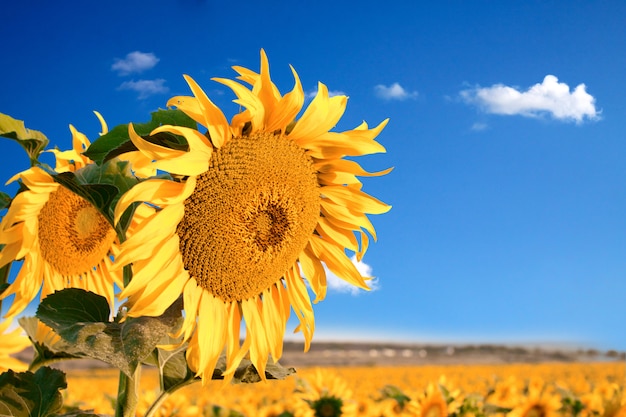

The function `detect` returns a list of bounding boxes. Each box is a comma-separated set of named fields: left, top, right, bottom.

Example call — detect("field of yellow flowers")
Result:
left=61, top=361, right=625, bottom=416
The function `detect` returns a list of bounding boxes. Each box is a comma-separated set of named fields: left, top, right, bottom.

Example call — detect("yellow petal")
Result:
left=68, top=124, right=90, bottom=154
left=320, top=200, right=377, bottom=241
left=316, top=216, right=359, bottom=253
left=114, top=178, right=195, bottom=225
left=288, top=83, right=347, bottom=143
left=266, top=65, right=304, bottom=133
left=195, top=293, right=227, bottom=379
left=94, top=111, right=108, bottom=135
left=322, top=185, right=391, bottom=214
left=173, top=278, right=203, bottom=341
left=284, top=265, right=314, bottom=351
left=172, top=75, right=231, bottom=148
left=299, top=246, right=327, bottom=302
left=314, top=158, right=394, bottom=177
left=212, top=76, right=265, bottom=131
left=241, top=297, right=269, bottom=381
left=308, top=235, right=369, bottom=290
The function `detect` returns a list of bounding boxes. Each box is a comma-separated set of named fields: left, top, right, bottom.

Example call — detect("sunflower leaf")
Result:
left=71, top=159, right=141, bottom=223
left=212, top=357, right=296, bottom=384
left=0, top=112, right=49, bottom=166
left=84, top=109, right=197, bottom=165
left=154, top=338, right=194, bottom=392
left=37, top=289, right=111, bottom=329
left=0, top=367, right=67, bottom=417
left=0, top=191, right=11, bottom=210
left=19, top=317, right=81, bottom=369
left=36, top=289, right=184, bottom=377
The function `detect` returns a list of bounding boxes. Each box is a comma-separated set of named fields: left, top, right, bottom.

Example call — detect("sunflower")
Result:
left=113, top=49, right=391, bottom=384
left=295, top=368, right=357, bottom=417
left=0, top=121, right=124, bottom=318
left=0, top=318, right=30, bottom=372
left=507, top=381, right=562, bottom=417
left=412, top=383, right=450, bottom=417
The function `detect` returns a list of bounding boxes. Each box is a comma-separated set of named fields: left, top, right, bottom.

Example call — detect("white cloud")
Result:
left=112, top=51, right=160, bottom=75
left=324, top=255, right=379, bottom=295
left=461, top=75, right=599, bottom=123
left=471, top=122, right=488, bottom=131
left=118, top=79, right=169, bottom=99
left=305, top=88, right=347, bottom=100
left=374, top=82, right=418, bottom=101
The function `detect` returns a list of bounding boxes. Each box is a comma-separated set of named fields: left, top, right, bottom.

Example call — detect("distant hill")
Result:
left=14, top=341, right=624, bottom=370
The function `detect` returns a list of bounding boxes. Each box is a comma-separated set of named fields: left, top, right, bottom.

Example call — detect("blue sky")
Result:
left=2, top=0, right=626, bottom=351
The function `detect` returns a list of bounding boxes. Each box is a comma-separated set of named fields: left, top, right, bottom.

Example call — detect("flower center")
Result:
left=177, top=131, right=320, bottom=302
left=38, top=186, right=116, bottom=276
left=423, top=401, right=446, bottom=417
left=524, top=405, right=547, bottom=417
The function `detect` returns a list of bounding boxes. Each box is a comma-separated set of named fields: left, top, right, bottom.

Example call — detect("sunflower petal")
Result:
left=266, top=65, right=304, bottom=133
left=299, top=245, right=327, bottom=302
left=322, top=185, right=391, bottom=214
left=308, top=235, right=369, bottom=290
left=174, top=75, right=232, bottom=148
left=114, top=178, right=195, bottom=225
left=288, top=83, right=347, bottom=142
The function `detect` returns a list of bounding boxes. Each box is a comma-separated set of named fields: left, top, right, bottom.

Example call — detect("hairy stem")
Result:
left=115, top=367, right=141, bottom=417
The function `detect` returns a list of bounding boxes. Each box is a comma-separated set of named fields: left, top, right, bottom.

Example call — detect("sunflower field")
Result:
left=55, top=362, right=625, bottom=417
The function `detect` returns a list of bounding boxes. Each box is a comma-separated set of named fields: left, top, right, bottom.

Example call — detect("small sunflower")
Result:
left=0, top=120, right=123, bottom=318
left=0, top=318, right=30, bottom=372
left=113, top=49, right=391, bottom=384
left=413, top=383, right=449, bottom=417
left=508, top=381, right=562, bottom=417
left=295, top=368, right=357, bottom=417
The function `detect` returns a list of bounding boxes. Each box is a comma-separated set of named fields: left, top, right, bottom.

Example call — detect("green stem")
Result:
left=115, top=367, right=142, bottom=417
left=143, top=379, right=198, bottom=417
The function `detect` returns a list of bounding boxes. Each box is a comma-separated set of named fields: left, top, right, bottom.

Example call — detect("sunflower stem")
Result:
left=115, top=367, right=141, bottom=417
left=144, top=378, right=198, bottom=417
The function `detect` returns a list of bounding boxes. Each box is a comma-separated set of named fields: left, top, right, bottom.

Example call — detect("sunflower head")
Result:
left=0, top=117, right=137, bottom=318
left=113, top=49, right=391, bottom=384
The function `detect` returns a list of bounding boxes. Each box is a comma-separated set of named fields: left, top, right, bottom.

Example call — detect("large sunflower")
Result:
left=0, top=119, right=123, bottom=317
left=113, top=49, right=391, bottom=383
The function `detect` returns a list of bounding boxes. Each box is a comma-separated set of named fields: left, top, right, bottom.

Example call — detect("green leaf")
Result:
left=36, top=289, right=110, bottom=330
left=84, top=109, right=197, bottom=165
left=36, top=289, right=183, bottom=377
left=0, top=113, right=49, bottom=166
left=483, top=403, right=513, bottom=414
left=0, top=367, right=66, bottom=417
left=148, top=334, right=194, bottom=392
left=0, top=192, right=11, bottom=211
left=213, top=358, right=296, bottom=384
left=379, top=385, right=411, bottom=407
left=19, top=317, right=81, bottom=370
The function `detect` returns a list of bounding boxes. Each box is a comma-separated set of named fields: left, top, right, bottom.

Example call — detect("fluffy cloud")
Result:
left=324, top=255, right=379, bottom=295
left=374, top=82, right=418, bottom=101
left=305, top=88, right=347, bottom=100
left=112, top=51, right=160, bottom=75
left=118, top=79, right=168, bottom=99
left=461, top=75, right=599, bottom=123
